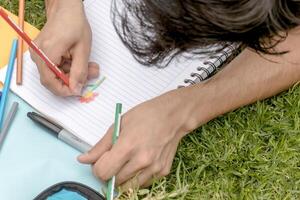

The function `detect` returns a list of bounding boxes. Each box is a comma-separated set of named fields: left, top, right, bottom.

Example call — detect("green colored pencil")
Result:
left=106, top=103, right=122, bottom=200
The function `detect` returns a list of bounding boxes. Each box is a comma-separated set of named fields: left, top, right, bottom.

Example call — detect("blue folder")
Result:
left=0, top=93, right=103, bottom=199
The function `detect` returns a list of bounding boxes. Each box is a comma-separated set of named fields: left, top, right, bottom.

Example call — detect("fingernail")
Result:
left=81, top=151, right=90, bottom=157
left=77, top=153, right=87, bottom=160
left=74, top=84, right=83, bottom=96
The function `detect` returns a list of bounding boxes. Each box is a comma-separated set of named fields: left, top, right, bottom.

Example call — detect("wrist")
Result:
left=161, top=87, right=206, bottom=137
left=172, top=83, right=219, bottom=136
left=45, top=0, right=83, bottom=18
left=45, top=0, right=59, bottom=17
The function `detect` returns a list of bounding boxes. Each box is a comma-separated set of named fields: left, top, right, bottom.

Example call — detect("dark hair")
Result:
left=111, top=0, right=300, bottom=66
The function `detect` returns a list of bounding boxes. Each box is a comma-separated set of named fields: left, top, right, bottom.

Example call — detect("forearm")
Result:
left=181, top=28, right=300, bottom=133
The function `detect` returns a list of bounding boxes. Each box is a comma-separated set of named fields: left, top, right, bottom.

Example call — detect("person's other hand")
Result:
left=78, top=90, right=194, bottom=188
left=30, top=0, right=99, bottom=96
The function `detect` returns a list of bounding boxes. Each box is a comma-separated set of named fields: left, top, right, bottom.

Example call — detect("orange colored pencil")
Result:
left=17, top=0, right=25, bottom=85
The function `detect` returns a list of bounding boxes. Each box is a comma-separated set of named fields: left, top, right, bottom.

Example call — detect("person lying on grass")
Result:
left=30, top=0, right=300, bottom=189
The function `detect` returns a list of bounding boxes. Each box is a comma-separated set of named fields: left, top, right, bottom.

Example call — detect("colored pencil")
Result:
left=106, top=103, right=122, bottom=200
left=0, top=8, right=69, bottom=86
left=17, top=0, right=25, bottom=85
left=0, top=81, right=3, bottom=101
left=0, top=102, right=18, bottom=151
left=0, top=39, right=18, bottom=130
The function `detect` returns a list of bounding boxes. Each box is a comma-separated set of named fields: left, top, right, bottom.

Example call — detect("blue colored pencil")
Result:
left=0, top=39, right=18, bottom=130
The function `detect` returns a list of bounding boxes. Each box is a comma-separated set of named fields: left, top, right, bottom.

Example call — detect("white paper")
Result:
left=0, top=0, right=217, bottom=145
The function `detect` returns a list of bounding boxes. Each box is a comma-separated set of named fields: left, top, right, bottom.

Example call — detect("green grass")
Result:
left=1, top=1, right=299, bottom=199
left=0, top=0, right=46, bottom=29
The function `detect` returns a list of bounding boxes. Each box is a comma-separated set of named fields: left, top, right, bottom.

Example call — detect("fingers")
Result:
left=120, top=165, right=158, bottom=191
left=120, top=137, right=181, bottom=189
left=159, top=138, right=179, bottom=179
left=77, top=125, right=113, bottom=164
left=60, top=60, right=72, bottom=74
left=69, top=43, right=89, bottom=95
left=115, top=155, right=150, bottom=185
left=30, top=50, right=73, bottom=97
left=60, top=61, right=100, bottom=79
left=87, top=62, right=100, bottom=79
left=41, top=72, right=72, bottom=97
left=92, top=138, right=133, bottom=181
left=30, top=39, right=74, bottom=96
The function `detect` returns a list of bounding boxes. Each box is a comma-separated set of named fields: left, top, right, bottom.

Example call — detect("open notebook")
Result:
left=0, top=0, right=237, bottom=146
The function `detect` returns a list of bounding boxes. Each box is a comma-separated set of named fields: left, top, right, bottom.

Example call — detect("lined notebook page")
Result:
left=1, top=0, right=211, bottom=146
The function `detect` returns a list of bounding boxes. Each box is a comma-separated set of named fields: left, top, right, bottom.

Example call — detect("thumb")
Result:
left=77, top=125, right=114, bottom=164
left=69, top=45, right=89, bottom=95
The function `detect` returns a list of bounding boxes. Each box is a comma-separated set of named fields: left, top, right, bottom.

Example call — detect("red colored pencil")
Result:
left=0, top=8, right=69, bottom=86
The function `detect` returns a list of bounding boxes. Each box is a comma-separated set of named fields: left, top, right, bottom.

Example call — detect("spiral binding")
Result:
left=178, top=44, right=241, bottom=88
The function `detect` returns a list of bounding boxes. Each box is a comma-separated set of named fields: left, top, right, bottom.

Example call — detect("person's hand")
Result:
left=30, top=0, right=99, bottom=96
left=78, top=89, right=194, bottom=188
